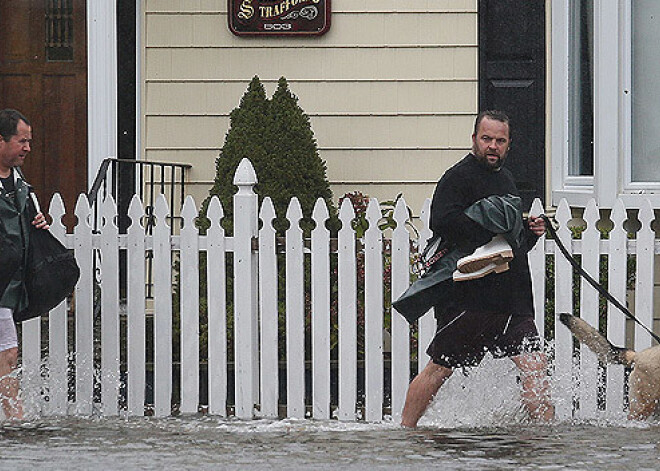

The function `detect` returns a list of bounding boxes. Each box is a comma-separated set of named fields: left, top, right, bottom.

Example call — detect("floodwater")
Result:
left=2, top=417, right=659, bottom=470
left=2, top=357, right=660, bottom=470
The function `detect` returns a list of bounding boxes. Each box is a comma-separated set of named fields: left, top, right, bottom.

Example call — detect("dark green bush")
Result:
left=200, top=75, right=336, bottom=234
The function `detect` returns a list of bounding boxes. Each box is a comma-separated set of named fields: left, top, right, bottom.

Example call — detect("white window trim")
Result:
left=551, top=0, right=660, bottom=208
left=136, top=1, right=143, bottom=162
left=551, top=0, right=598, bottom=205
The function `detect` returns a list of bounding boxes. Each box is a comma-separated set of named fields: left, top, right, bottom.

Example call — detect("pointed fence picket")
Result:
left=285, top=198, right=305, bottom=419
left=390, top=198, right=411, bottom=421
left=73, top=194, right=94, bottom=416
left=577, top=199, right=601, bottom=419
left=100, top=195, right=120, bottom=416
left=180, top=196, right=200, bottom=414
left=47, top=194, right=68, bottom=416
left=258, top=198, right=278, bottom=418
left=635, top=200, right=655, bottom=352
left=17, top=158, right=660, bottom=424
left=552, top=199, right=574, bottom=420
left=311, top=199, right=331, bottom=419
left=127, top=195, right=146, bottom=417
left=606, top=199, right=628, bottom=416
left=337, top=199, right=357, bottom=421
left=153, top=195, right=173, bottom=417
left=206, top=196, right=228, bottom=417
left=364, top=199, right=384, bottom=422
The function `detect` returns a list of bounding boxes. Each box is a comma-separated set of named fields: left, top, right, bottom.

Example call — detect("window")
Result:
left=552, top=0, right=660, bottom=207
left=631, top=1, right=660, bottom=183
left=569, top=0, right=593, bottom=177
left=46, top=0, right=74, bottom=62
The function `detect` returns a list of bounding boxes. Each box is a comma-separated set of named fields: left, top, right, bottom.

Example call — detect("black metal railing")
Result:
left=88, top=157, right=192, bottom=234
left=88, top=157, right=192, bottom=298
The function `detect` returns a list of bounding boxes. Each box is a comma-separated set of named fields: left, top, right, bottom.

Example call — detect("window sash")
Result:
left=552, top=0, right=660, bottom=208
left=623, top=0, right=660, bottom=189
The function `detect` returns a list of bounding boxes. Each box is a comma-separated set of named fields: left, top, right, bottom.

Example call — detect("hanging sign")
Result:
left=229, top=0, right=331, bottom=36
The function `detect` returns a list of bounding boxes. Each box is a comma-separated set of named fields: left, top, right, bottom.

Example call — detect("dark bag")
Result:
left=13, top=225, right=80, bottom=322
left=11, top=182, right=80, bottom=322
left=0, top=236, right=21, bottom=297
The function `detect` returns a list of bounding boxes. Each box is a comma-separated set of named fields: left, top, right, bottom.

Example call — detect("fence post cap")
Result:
left=233, top=158, right=258, bottom=187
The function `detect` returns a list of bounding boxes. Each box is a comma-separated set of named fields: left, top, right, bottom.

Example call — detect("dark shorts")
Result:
left=427, top=309, right=541, bottom=368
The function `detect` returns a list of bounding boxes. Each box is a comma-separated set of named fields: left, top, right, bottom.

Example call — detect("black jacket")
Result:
left=430, top=154, right=538, bottom=318
left=0, top=169, right=36, bottom=312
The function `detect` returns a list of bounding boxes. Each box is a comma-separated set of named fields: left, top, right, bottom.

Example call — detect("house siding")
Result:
left=143, top=0, right=478, bottom=212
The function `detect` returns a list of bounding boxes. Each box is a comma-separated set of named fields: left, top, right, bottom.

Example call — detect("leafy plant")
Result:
left=339, top=191, right=418, bottom=239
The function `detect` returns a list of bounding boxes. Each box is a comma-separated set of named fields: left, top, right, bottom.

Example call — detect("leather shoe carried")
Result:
left=456, top=234, right=513, bottom=274
left=453, top=261, right=509, bottom=282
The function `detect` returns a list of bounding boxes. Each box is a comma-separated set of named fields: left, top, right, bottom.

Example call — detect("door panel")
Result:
left=0, top=0, right=87, bottom=228
left=479, top=0, right=545, bottom=209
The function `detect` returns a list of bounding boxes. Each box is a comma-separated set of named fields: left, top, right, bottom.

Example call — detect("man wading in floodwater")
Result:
left=400, top=110, right=554, bottom=427
left=0, top=109, right=50, bottom=420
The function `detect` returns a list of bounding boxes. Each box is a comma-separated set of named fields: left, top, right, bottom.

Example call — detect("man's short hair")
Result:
left=0, top=109, right=31, bottom=142
left=473, top=110, right=510, bottom=136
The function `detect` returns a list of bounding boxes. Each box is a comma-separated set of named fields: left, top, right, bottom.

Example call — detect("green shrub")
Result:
left=200, top=75, right=337, bottom=234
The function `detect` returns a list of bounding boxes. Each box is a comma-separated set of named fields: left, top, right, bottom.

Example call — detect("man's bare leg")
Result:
left=0, top=347, right=23, bottom=420
left=511, top=351, right=553, bottom=421
left=401, top=360, right=453, bottom=427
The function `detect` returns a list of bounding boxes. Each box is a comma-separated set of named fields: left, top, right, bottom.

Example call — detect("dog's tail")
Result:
left=559, top=313, right=635, bottom=366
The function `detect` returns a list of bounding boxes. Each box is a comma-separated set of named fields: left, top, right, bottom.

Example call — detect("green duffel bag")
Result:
left=392, top=249, right=463, bottom=324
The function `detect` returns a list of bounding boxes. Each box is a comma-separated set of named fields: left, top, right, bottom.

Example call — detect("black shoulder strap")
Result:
left=541, top=214, right=660, bottom=345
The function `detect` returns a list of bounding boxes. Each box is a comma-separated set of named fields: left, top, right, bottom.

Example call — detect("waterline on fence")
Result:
left=12, top=342, right=633, bottom=427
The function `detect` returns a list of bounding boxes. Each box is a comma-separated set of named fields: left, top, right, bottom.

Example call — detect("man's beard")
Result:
left=473, top=150, right=505, bottom=170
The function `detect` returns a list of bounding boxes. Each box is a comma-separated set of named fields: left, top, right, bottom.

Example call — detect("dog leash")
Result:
left=540, top=214, right=660, bottom=345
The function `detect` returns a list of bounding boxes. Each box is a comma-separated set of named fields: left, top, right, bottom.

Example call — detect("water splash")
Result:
left=418, top=344, right=643, bottom=429
left=421, top=354, right=525, bottom=428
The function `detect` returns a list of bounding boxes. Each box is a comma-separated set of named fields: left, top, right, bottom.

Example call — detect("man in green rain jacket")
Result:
left=0, top=109, right=49, bottom=420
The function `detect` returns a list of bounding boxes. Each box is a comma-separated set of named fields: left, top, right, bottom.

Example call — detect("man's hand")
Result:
left=32, top=212, right=50, bottom=230
left=527, top=216, right=545, bottom=237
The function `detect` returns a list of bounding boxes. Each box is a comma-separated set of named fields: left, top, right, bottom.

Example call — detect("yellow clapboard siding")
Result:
left=145, top=46, right=477, bottom=81
left=146, top=11, right=476, bottom=47
left=144, top=115, right=474, bottom=149
left=145, top=0, right=477, bottom=14
left=145, top=80, right=477, bottom=115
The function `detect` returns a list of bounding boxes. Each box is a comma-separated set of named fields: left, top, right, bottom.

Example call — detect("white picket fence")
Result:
left=19, top=158, right=658, bottom=421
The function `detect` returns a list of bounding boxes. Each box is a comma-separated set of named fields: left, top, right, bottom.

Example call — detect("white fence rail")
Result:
left=19, top=159, right=658, bottom=421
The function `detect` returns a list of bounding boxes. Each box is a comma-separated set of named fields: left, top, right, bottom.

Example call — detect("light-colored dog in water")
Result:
left=559, top=313, right=660, bottom=420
